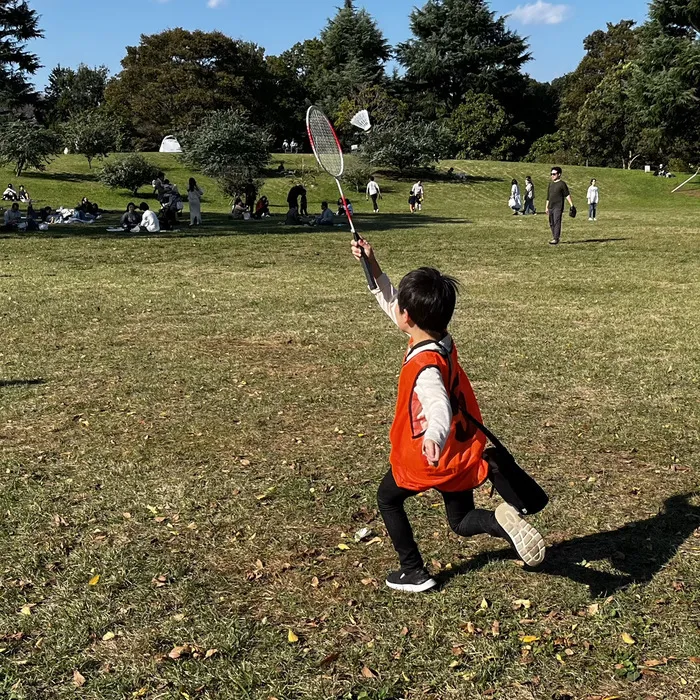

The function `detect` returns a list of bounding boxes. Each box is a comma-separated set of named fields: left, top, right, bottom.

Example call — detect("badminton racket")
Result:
left=306, top=105, right=376, bottom=290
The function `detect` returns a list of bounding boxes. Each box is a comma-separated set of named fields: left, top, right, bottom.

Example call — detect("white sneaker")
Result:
left=495, top=503, right=545, bottom=566
left=588, top=217, right=593, bottom=221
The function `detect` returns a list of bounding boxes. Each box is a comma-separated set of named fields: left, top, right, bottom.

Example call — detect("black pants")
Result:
left=370, top=193, right=379, bottom=211
left=548, top=207, right=563, bottom=242
left=522, top=198, right=536, bottom=215
left=377, top=468, right=506, bottom=571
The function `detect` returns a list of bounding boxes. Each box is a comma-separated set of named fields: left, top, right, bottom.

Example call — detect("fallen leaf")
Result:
left=513, top=599, right=532, bottom=610
left=587, top=603, right=599, bottom=616
left=337, top=543, right=350, bottom=551
left=88, top=575, right=100, bottom=586
left=310, top=576, right=319, bottom=588
left=621, top=632, right=636, bottom=645
left=101, top=631, right=115, bottom=641
left=168, top=644, right=191, bottom=660
left=365, top=536, right=382, bottom=546
left=287, top=629, right=299, bottom=644
left=689, top=656, right=700, bottom=664
left=400, top=626, right=409, bottom=636
left=319, top=651, right=340, bottom=667
left=204, top=648, right=218, bottom=659
left=73, top=670, right=86, bottom=687
left=19, top=605, right=32, bottom=616
left=643, top=658, right=666, bottom=667
left=521, top=636, right=540, bottom=644
left=361, top=665, right=376, bottom=679
left=491, top=620, right=500, bottom=637
left=122, top=512, right=131, bottom=519
left=361, top=577, right=374, bottom=586
left=449, top=659, right=460, bottom=668
left=480, top=598, right=489, bottom=610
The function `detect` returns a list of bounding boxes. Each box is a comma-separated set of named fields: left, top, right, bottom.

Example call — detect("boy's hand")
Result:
left=351, top=237, right=375, bottom=263
left=422, top=439, right=441, bottom=467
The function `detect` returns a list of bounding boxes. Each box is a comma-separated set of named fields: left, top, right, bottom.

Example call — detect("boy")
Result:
left=351, top=238, right=545, bottom=592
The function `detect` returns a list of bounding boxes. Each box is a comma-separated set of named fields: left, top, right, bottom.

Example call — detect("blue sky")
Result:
left=28, top=0, right=649, bottom=88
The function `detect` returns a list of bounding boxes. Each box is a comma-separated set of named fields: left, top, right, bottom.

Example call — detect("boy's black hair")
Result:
left=552, top=166, right=562, bottom=175
left=398, top=267, right=459, bottom=336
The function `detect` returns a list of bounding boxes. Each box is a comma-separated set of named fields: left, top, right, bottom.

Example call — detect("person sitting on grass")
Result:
left=284, top=205, right=305, bottom=225
left=120, top=202, right=142, bottom=232
left=3, top=184, right=18, bottom=201
left=231, top=198, right=249, bottom=220
left=349, top=236, right=545, bottom=593
left=254, top=196, right=271, bottom=219
left=3, top=202, right=22, bottom=230
left=336, top=197, right=353, bottom=217
left=18, top=185, right=30, bottom=202
left=315, top=201, right=335, bottom=226
left=139, top=202, right=160, bottom=233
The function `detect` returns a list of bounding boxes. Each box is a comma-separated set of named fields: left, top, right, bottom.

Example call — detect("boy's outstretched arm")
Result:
left=350, top=237, right=402, bottom=328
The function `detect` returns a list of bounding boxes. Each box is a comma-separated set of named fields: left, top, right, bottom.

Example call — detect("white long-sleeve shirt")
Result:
left=587, top=185, right=599, bottom=204
left=371, top=273, right=452, bottom=450
left=366, top=180, right=381, bottom=196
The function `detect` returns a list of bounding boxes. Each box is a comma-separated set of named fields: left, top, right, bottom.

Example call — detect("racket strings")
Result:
left=307, top=107, right=343, bottom=178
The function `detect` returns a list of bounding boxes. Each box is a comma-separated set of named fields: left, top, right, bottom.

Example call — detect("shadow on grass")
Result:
left=561, top=238, right=631, bottom=245
left=0, top=212, right=470, bottom=240
left=440, top=492, right=700, bottom=597
left=0, top=378, right=45, bottom=388
left=20, top=171, right=99, bottom=183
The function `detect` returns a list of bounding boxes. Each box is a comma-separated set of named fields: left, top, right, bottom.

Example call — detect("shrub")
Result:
left=0, top=119, right=60, bottom=177
left=98, top=153, right=159, bottom=196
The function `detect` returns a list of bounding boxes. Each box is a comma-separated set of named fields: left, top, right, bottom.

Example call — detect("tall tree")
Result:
left=650, top=0, right=700, bottom=35
left=557, top=20, right=641, bottom=136
left=104, top=29, right=275, bottom=149
left=319, top=0, right=390, bottom=93
left=0, top=0, right=42, bottom=112
left=396, top=0, right=530, bottom=115
left=0, top=119, right=59, bottom=175
left=43, top=64, right=109, bottom=125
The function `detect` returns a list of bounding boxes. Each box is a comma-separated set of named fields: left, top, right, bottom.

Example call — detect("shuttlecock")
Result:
left=350, top=109, right=371, bottom=132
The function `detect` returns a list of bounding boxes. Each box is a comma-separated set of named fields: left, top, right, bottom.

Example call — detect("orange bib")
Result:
left=389, top=342, right=488, bottom=492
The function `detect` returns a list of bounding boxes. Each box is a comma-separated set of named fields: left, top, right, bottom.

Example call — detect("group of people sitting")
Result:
left=116, top=202, right=161, bottom=233
left=231, top=194, right=271, bottom=220
left=282, top=184, right=345, bottom=227
left=2, top=184, right=31, bottom=202
left=1, top=197, right=103, bottom=232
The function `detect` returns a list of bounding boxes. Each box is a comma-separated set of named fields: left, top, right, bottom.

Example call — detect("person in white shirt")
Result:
left=138, top=203, right=160, bottom=233
left=3, top=184, right=18, bottom=201
left=586, top=179, right=599, bottom=221
left=366, top=176, right=382, bottom=213
left=509, top=179, right=521, bottom=215
left=411, top=181, right=424, bottom=211
left=187, top=177, right=204, bottom=226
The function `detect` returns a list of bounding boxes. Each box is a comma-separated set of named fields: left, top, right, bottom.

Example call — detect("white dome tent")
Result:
left=159, top=135, right=182, bottom=153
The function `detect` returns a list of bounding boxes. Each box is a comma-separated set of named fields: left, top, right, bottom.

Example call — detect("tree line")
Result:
left=1, top=0, right=698, bottom=187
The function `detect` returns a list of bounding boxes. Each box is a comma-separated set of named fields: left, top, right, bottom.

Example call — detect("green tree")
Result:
left=363, top=119, right=451, bottom=170
left=64, top=110, right=121, bottom=168
left=448, top=91, right=508, bottom=159
left=650, top=0, right=700, bottom=34
left=557, top=20, right=641, bottom=136
left=396, top=0, right=530, bottom=115
left=43, top=64, right=109, bottom=125
left=179, top=110, right=271, bottom=198
left=319, top=0, right=390, bottom=97
left=105, top=29, right=275, bottom=149
left=0, top=119, right=59, bottom=175
left=0, top=0, right=43, bottom=112
left=98, top=153, right=159, bottom=196
left=334, top=85, right=407, bottom=141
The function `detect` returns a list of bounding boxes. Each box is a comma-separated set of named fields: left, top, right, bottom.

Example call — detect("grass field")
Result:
left=1, top=154, right=699, bottom=700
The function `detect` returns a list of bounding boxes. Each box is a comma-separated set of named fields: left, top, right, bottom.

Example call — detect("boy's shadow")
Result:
left=441, top=493, right=700, bottom=597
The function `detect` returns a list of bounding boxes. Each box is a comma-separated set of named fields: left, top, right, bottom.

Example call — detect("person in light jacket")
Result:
left=188, top=178, right=204, bottom=226
left=509, top=179, right=521, bottom=215
left=586, top=179, right=599, bottom=221
left=522, top=175, right=536, bottom=215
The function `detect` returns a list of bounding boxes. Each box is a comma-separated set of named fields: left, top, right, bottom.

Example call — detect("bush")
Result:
left=525, top=131, right=578, bottom=165
left=343, top=156, right=374, bottom=193
left=98, top=153, right=159, bottom=196
left=363, top=119, right=452, bottom=171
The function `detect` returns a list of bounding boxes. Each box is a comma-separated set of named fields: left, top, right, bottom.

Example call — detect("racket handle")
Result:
left=338, top=180, right=377, bottom=290
left=359, top=249, right=377, bottom=290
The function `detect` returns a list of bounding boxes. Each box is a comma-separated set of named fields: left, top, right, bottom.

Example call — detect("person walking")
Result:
left=187, top=178, right=204, bottom=226
left=522, top=176, right=536, bottom=215
left=545, top=166, right=574, bottom=245
left=586, top=179, right=599, bottom=221
left=366, top=175, right=382, bottom=213
left=411, top=180, right=424, bottom=211
left=509, top=179, right=522, bottom=215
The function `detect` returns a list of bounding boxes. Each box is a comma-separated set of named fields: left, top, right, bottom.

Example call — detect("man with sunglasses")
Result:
left=545, top=167, right=574, bottom=245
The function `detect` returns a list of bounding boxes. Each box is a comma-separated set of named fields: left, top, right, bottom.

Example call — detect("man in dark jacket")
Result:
left=545, top=166, right=574, bottom=245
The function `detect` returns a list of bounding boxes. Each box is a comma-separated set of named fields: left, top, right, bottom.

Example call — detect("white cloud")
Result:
left=508, top=1, right=571, bottom=25
left=207, top=0, right=227, bottom=7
